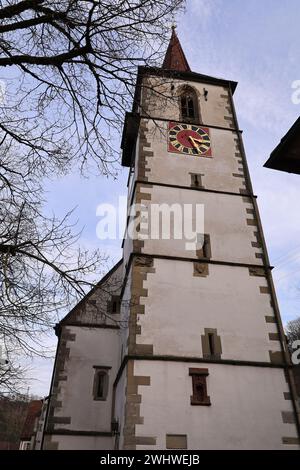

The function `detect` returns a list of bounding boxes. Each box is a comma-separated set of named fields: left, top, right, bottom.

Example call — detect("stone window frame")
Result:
left=196, top=233, right=212, bottom=260
left=190, top=172, right=204, bottom=189
left=189, top=368, right=211, bottom=406
left=93, top=366, right=111, bottom=401
left=201, top=328, right=222, bottom=360
left=178, top=85, right=202, bottom=125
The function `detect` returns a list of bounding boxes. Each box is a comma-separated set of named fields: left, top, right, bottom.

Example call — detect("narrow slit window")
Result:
left=93, top=367, right=110, bottom=401
left=208, top=333, right=215, bottom=356
left=97, top=373, right=105, bottom=398
left=201, top=328, right=222, bottom=359
left=196, top=233, right=211, bottom=259
left=203, top=234, right=211, bottom=259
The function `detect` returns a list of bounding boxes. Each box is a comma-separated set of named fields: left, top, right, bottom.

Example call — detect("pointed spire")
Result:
left=162, top=26, right=191, bottom=72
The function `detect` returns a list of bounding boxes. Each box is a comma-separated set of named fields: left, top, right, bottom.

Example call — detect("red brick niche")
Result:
left=189, top=368, right=211, bottom=406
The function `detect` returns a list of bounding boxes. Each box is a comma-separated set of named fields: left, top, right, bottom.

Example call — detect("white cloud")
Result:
left=186, top=0, right=219, bottom=22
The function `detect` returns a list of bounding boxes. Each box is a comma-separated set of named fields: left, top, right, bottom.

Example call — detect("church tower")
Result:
left=42, top=29, right=300, bottom=451
left=117, top=28, right=300, bottom=449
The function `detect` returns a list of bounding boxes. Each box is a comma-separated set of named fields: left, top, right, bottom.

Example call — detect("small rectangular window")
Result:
left=189, top=368, right=211, bottom=406
left=20, top=441, right=31, bottom=450
left=190, top=173, right=203, bottom=189
left=108, top=295, right=121, bottom=314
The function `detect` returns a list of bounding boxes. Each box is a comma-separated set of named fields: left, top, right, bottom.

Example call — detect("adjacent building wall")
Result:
left=43, top=262, right=123, bottom=450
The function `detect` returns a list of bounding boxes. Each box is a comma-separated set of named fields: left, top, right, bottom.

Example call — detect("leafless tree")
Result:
left=0, top=0, right=184, bottom=171
left=0, top=360, right=25, bottom=397
left=0, top=0, right=185, bottom=382
left=286, top=316, right=300, bottom=351
left=0, top=137, right=109, bottom=359
left=0, top=336, right=28, bottom=397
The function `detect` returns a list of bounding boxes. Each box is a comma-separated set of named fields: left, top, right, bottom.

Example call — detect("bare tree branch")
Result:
left=0, top=0, right=185, bottom=389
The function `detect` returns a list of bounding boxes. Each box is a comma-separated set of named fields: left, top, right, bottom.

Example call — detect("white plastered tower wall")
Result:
left=116, top=61, right=300, bottom=449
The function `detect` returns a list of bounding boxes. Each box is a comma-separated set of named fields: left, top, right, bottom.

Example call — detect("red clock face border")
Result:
left=168, top=122, right=212, bottom=157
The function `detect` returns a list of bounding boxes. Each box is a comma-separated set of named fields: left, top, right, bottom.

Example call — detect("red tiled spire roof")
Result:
left=162, top=26, right=191, bottom=72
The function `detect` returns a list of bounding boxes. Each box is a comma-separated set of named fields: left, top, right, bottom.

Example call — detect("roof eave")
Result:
left=264, top=116, right=300, bottom=174
left=136, top=66, right=238, bottom=95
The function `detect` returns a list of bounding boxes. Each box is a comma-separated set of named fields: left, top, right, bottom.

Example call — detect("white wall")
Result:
left=53, top=326, right=120, bottom=434
left=137, top=258, right=279, bottom=363
left=114, top=364, right=127, bottom=450
left=140, top=119, right=243, bottom=193
left=47, top=325, right=120, bottom=449
left=134, top=360, right=299, bottom=450
left=135, top=185, right=262, bottom=265
left=143, top=78, right=233, bottom=130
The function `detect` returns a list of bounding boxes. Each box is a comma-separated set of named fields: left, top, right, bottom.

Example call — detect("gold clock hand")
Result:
left=189, top=136, right=206, bottom=148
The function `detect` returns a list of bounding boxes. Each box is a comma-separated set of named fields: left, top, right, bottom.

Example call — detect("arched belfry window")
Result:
left=180, top=86, right=200, bottom=123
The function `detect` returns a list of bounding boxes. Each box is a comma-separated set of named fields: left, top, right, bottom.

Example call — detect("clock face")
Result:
left=168, top=122, right=212, bottom=156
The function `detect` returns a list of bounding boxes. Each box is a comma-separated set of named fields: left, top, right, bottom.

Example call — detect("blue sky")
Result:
left=27, top=0, right=300, bottom=395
